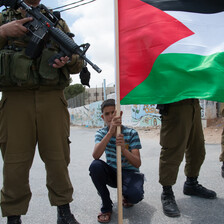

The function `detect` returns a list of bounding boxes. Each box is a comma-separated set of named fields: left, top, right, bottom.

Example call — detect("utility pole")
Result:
left=102, top=82, right=104, bottom=100
left=103, top=79, right=107, bottom=101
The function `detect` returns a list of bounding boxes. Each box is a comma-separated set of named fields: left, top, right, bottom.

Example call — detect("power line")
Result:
left=59, top=0, right=96, bottom=12
left=53, top=0, right=96, bottom=12
left=53, top=0, right=84, bottom=10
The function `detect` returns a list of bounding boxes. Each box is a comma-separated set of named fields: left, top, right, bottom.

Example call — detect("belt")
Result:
left=171, top=99, right=199, bottom=106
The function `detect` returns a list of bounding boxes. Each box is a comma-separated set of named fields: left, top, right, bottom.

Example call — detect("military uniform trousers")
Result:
left=159, top=99, right=206, bottom=186
left=0, top=90, right=73, bottom=217
left=219, top=127, right=224, bottom=162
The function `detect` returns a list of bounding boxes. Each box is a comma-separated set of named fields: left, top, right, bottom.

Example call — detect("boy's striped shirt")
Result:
left=95, top=126, right=142, bottom=172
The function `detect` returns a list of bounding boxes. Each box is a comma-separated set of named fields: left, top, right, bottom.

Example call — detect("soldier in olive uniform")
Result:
left=157, top=99, right=217, bottom=218
left=220, top=129, right=224, bottom=177
left=219, top=109, right=224, bottom=177
left=0, top=0, right=83, bottom=223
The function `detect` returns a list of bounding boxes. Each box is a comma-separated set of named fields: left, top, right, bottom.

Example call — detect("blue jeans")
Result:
left=89, top=159, right=144, bottom=213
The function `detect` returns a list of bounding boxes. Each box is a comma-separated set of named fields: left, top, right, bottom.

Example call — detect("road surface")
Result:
left=0, top=126, right=223, bottom=224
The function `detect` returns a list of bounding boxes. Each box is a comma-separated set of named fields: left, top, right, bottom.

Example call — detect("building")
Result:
left=67, top=86, right=115, bottom=108
left=84, top=86, right=115, bottom=105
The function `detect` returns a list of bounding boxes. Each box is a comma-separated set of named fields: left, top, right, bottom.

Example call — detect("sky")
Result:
left=41, top=0, right=116, bottom=88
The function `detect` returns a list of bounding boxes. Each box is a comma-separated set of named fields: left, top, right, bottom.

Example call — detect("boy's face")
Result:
left=101, top=106, right=115, bottom=126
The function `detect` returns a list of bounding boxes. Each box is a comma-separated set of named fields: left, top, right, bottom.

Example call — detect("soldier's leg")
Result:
left=36, top=90, right=73, bottom=206
left=220, top=128, right=224, bottom=177
left=159, top=102, right=193, bottom=217
left=159, top=104, right=193, bottom=186
left=184, top=101, right=205, bottom=177
left=184, top=101, right=216, bottom=198
left=219, top=127, right=224, bottom=162
left=0, top=91, right=37, bottom=217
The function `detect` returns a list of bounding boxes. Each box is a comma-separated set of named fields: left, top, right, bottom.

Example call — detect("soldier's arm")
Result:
left=58, top=18, right=84, bottom=74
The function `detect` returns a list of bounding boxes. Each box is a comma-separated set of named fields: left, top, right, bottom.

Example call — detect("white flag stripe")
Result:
left=162, top=11, right=224, bottom=55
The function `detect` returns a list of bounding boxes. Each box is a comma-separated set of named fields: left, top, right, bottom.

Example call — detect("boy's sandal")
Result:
left=97, top=211, right=112, bottom=223
left=122, top=198, right=134, bottom=208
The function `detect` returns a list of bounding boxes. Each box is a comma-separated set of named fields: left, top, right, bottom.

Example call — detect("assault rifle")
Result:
left=0, top=0, right=102, bottom=73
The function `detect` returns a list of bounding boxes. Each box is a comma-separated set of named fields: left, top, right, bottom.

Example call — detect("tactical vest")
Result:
left=0, top=8, right=71, bottom=91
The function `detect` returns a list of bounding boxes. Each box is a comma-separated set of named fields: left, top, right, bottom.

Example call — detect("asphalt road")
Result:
left=0, top=126, right=223, bottom=224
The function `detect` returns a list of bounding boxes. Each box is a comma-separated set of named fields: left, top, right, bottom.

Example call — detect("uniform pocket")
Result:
left=12, top=50, right=33, bottom=83
left=160, top=114, right=179, bottom=148
left=39, top=48, right=60, bottom=80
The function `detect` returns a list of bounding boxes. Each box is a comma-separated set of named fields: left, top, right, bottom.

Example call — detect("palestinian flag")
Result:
left=118, top=0, right=224, bottom=104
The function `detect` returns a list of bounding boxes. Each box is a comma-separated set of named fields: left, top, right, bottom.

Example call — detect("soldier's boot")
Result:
left=183, top=177, right=216, bottom=199
left=161, top=186, right=180, bottom=217
left=221, top=162, right=224, bottom=178
left=57, top=204, right=80, bottom=224
left=7, top=216, right=22, bottom=224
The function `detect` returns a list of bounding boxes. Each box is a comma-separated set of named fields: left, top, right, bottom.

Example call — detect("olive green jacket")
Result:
left=0, top=7, right=84, bottom=90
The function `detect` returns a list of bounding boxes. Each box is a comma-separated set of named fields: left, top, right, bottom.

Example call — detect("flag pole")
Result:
left=114, top=0, right=123, bottom=223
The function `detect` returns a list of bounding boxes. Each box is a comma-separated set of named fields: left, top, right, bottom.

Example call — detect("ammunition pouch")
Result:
left=0, top=48, right=39, bottom=89
left=156, top=104, right=169, bottom=115
left=38, top=47, right=70, bottom=87
left=39, top=48, right=60, bottom=85
left=12, top=49, right=35, bottom=84
left=0, top=47, right=70, bottom=90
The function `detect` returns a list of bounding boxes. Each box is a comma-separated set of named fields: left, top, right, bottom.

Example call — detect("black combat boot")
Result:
left=161, top=186, right=180, bottom=217
left=183, top=177, right=216, bottom=199
left=221, top=162, right=224, bottom=178
left=57, top=204, right=80, bottom=224
left=7, top=216, right=22, bottom=224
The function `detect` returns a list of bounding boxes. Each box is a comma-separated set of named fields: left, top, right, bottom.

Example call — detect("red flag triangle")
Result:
left=118, top=0, right=194, bottom=100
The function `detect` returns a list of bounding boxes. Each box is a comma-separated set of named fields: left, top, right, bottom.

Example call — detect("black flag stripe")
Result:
left=141, top=0, right=224, bottom=13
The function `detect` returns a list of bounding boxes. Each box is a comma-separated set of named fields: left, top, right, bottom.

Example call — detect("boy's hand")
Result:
left=116, top=133, right=125, bottom=151
left=108, top=111, right=122, bottom=135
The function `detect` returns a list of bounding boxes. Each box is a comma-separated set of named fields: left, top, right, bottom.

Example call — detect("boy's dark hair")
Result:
left=101, top=99, right=115, bottom=113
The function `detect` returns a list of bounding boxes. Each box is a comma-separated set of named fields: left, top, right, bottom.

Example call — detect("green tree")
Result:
left=64, top=84, right=85, bottom=100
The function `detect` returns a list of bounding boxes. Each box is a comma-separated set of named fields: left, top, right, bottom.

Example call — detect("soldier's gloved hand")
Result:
left=80, top=66, right=90, bottom=87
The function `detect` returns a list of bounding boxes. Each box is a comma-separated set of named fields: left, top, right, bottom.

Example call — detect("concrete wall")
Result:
left=69, top=98, right=218, bottom=128
left=69, top=102, right=161, bottom=128
left=69, top=101, right=103, bottom=127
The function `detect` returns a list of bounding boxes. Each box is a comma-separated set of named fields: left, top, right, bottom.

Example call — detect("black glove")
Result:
left=80, top=66, right=90, bottom=87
